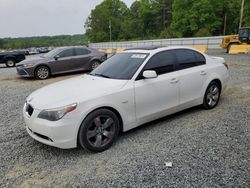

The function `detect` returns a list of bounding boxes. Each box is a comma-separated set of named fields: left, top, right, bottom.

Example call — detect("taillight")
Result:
left=223, top=63, right=229, bottom=69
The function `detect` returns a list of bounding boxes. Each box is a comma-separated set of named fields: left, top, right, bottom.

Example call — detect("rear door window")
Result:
left=143, top=50, right=176, bottom=75
left=175, top=49, right=206, bottom=70
left=75, top=48, right=91, bottom=56
left=194, top=51, right=206, bottom=65
left=58, top=49, right=74, bottom=58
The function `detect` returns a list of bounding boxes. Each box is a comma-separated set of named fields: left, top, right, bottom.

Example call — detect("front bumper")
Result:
left=16, top=66, right=35, bottom=77
left=23, top=103, right=80, bottom=149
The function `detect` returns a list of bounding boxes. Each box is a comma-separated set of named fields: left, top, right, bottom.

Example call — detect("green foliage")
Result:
left=243, top=0, right=250, bottom=26
left=160, top=27, right=181, bottom=38
left=152, top=0, right=173, bottom=31
left=122, top=0, right=158, bottom=39
left=86, top=0, right=246, bottom=42
left=170, top=0, right=241, bottom=37
left=0, top=35, right=88, bottom=49
left=194, top=28, right=212, bottom=37
left=0, top=39, right=4, bottom=49
left=85, top=0, right=129, bottom=42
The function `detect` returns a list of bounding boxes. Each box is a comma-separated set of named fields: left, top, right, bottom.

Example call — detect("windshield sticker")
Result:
left=131, top=54, right=147, bottom=59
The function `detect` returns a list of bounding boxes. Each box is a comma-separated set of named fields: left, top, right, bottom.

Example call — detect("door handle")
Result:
left=200, top=71, right=207, bottom=75
left=170, top=78, right=179, bottom=84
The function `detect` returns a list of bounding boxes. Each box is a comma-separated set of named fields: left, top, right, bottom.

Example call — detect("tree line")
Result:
left=85, top=0, right=250, bottom=42
left=0, top=35, right=88, bottom=50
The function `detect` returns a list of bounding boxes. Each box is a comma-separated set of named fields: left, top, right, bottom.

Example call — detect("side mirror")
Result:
left=143, top=70, right=157, bottom=79
left=54, top=55, right=60, bottom=60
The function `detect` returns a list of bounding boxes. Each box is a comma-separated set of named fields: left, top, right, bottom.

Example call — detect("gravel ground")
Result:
left=0, top=50, right=249, bottom=187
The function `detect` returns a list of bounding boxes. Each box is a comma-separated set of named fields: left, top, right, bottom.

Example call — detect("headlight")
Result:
left=23, top=63, right=35, bottom=68
left=38, top=103, right=77, bottom=121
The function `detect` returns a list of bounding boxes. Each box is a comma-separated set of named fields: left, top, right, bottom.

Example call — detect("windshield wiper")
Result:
left=91, top=73, right=110, bottom=78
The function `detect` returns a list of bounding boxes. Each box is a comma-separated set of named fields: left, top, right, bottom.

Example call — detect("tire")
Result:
left=35, top=66, right=50, bottom=80
left=78, top=109, right=120, bottom=152
left=90, top=61, right=101, bottom=71
left=5, top=58, right=16, bottom=67
left=203, top=81, right=221, bottom=109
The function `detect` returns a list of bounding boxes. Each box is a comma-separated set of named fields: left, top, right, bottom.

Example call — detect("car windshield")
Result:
left=90, top=52, right=148, bottom=80
left=42, top=48, right=62, bottom=58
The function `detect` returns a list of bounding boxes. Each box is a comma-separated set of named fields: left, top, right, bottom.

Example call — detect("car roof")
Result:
left=124, top=46, right=162, bottom=51
left=56, top=46, right=88, bottom=50
left=123, top=46, right=203, bottom=54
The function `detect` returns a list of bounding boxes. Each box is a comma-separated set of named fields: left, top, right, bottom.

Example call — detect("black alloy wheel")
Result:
left=78, top=109, right=119, bottom=152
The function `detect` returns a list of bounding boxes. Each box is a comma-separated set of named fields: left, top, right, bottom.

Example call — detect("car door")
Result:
left=134, top=50, right=179, bottom=123
left=70, top=48, right=92, bottom=71
left=49, top=48, right=75, bottom=74
left=174, top=49, right=207, bottom=105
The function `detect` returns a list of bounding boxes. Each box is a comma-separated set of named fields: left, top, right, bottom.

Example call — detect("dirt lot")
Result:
left=0, top=50, right=249, bottom=187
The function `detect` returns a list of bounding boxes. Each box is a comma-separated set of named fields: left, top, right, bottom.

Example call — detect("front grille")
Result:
left=26, top=104, right=34, bottom=116
left=17, top=68, right=27, bottom=75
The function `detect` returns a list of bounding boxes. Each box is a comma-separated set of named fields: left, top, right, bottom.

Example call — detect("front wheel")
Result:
left=203, top=81, right=221, bottom=109
left=35, top=66, right=50, bottom=80
left=78, top=109, right=119, bottom=152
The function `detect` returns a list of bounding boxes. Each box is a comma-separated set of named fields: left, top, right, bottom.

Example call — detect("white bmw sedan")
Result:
left=23, top=46, right=229, bottom=152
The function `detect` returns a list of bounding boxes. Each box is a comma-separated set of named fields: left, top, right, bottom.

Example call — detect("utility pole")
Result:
left=109, top=20, right=112, bottom=42
left=239, top=0, right=245, bottom=29
left=223, top=14, right=227, bottom=35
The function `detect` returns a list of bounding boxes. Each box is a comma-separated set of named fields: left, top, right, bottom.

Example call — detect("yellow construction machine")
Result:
left=220, top=27, right=250, bottom=54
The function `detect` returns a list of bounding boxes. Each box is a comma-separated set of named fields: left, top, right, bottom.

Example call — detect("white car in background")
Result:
left=23, top=46, right=229, bottom=152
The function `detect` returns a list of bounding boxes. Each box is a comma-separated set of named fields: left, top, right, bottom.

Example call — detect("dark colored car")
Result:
left=16, top=46, right=107, bottom=79
left=0, top=51, right=26, bottom=67
left=38, top=47, right=49, bottom=53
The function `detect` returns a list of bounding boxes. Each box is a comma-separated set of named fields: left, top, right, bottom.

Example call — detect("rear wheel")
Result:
left=5, top=58, right=16, bottom=67
left=78, top=109, right=119, bottom=152
left=90, top=61, right=101, bottom=71
left=35, top=66, right=50, bottom=80
left=203, top=81, right=221, bottom=109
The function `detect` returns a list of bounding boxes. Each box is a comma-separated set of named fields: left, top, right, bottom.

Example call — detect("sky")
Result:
left=0, top=0, right=135, bottom=38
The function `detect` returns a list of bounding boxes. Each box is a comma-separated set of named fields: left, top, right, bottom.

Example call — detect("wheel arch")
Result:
left=211, top=79, right=222, bottom=90
left=206, top=78, right=222, bottom=92
left=80, top=106, right=124, bottom=133
left=4, top=56, right=17, bottom=62
left=90, top=56, right=102, bottom=63
left=202, top=75, right=223, bottom=98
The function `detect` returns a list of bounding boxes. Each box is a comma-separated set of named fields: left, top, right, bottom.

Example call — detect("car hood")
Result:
left=27, top=75, right=128, bottom=109
left=19, top=56, right=49, bottom=65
